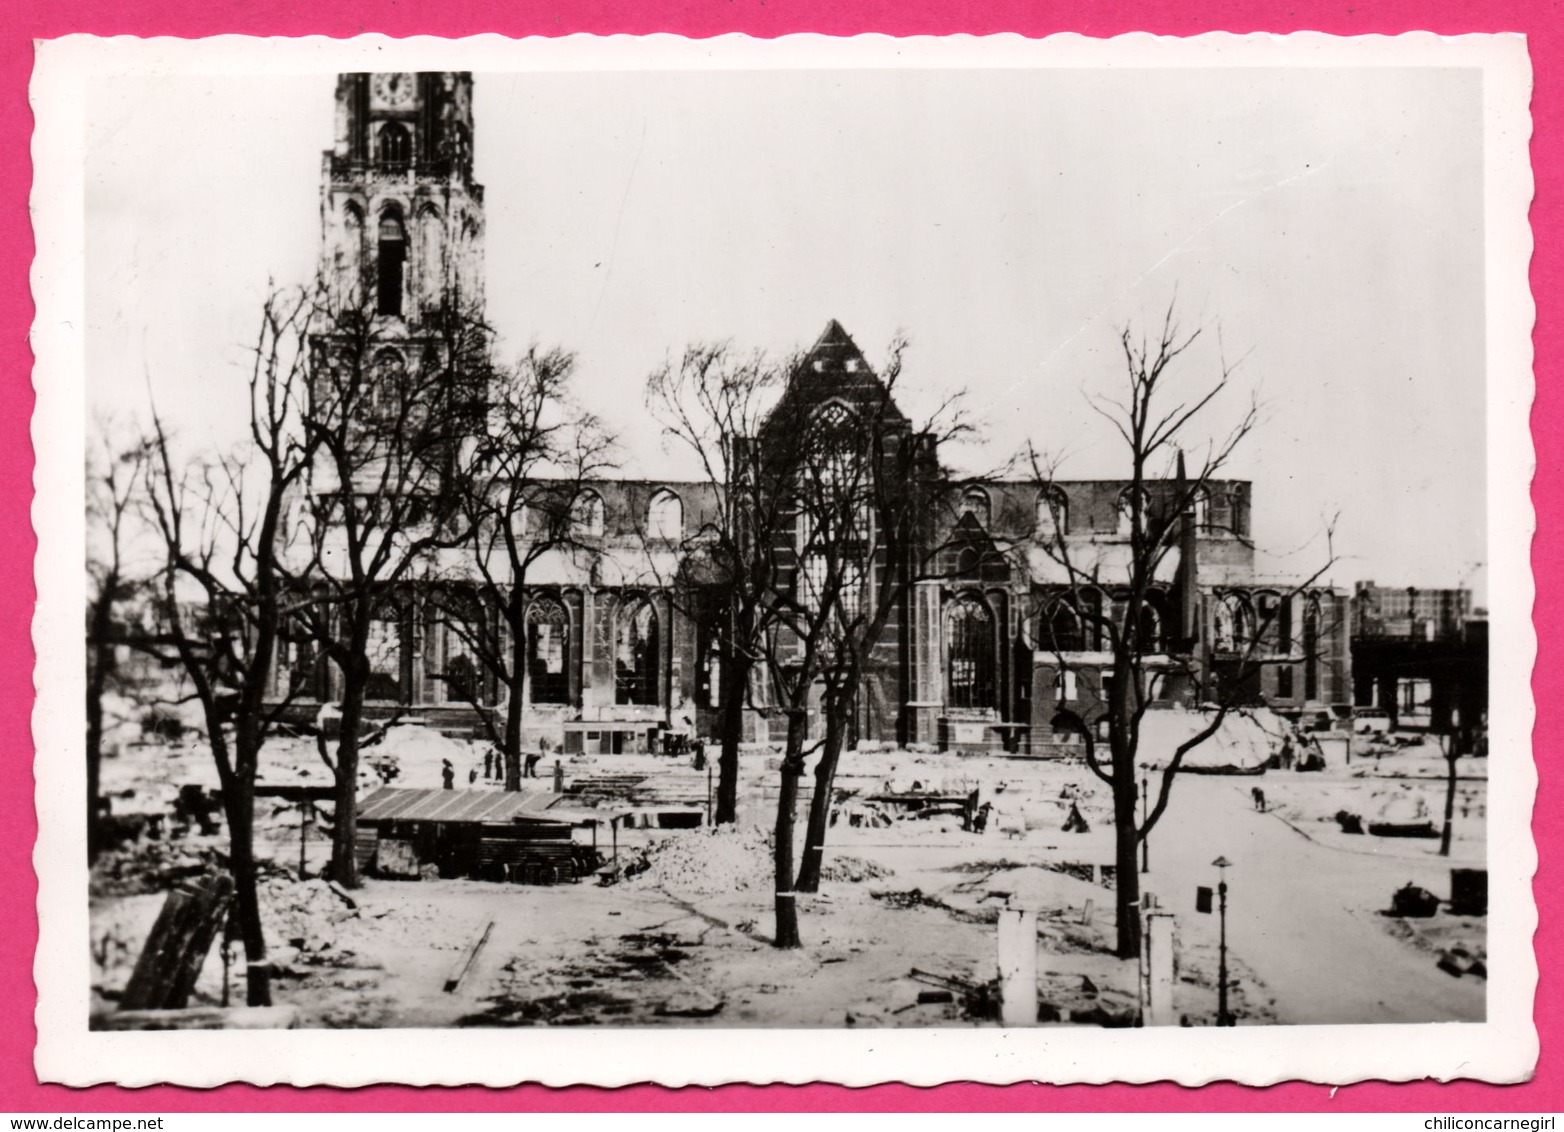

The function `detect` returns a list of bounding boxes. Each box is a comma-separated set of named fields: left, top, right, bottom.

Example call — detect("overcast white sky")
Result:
left=84, top=64, right=1488, bottom=599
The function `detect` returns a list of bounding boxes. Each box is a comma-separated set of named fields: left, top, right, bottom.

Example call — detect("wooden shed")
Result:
left=354, top=786, right=598, bottom=884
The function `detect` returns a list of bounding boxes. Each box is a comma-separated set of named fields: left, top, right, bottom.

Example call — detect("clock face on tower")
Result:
left=371, top=72, right=416, bottom=109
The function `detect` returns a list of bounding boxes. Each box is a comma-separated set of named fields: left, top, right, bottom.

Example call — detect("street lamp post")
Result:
left=1213, top=855, right=1233, bottom=1026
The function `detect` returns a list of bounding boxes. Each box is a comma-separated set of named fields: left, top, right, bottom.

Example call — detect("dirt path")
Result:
left=1145, top=776, right=1484, bottom=1024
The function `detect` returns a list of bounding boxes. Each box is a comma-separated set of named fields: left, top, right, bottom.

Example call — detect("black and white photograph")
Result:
left=31, top=34, right=1535, bottom=1086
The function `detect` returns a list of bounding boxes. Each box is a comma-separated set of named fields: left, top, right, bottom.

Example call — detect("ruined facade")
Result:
left=1350, top=582, right=1486, bottom=742
left=275, top=72, right=1351, bottom=754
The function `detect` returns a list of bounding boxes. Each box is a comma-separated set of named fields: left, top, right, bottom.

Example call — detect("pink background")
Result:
left=6, top=2, right=1555, bottom=1113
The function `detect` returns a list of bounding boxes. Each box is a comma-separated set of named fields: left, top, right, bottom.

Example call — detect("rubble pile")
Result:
left=632, top=827, right=775, bottom=896
left=89, top=840, right=232, bottom=897
left=258, top=877, right=362, bottom=957
left=819, top=855, right=891, bottom=883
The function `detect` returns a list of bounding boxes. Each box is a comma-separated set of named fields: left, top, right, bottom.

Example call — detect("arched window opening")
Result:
left=615, top=599, right=660, bottom=706
left=1118, top=487, right=1150, bottom=536
left=377, top=210, right=406, bottom=317
left=796, top=403, right=870, bottom=601
left=802, top=403, right=865, bottom=522
left=1192, top=487, right=1211, bottom=532
left=1042, top=600, right=1086, bottom=653
left=1209, top=487, right=1235, bottom=536
left=435, top=590, right=483, bottom=706
left=1214, top=592, right=1253, bottom=653
left=959, top=488, right=991, bottom=530
left=1257, top=592, right=1284, bottom=654
left=377, top=122, right=411, bottom=169
left=572, top=491, right=604, bottom=537
left=1138, top=596, right=1165, bottom=653
left=365, top=597, right=404, bottom=702
left=526, top=597, right=570, bottom=704
left=946, top=597, right=995, bottom=711
left=1036, top=488, right=1067, bottom=541
left=647, top=490, right=683, bottom=541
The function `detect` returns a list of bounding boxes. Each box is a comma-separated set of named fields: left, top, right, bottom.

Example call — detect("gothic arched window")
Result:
left=572, top=490, right=605, bottom=537
left=1118, top=486, right=1151, bottom=537
left=1042, top=599, right=1086, bottom=654
left=647, top=489, right=683, bottom=541
left=433, top=590, right=483, bottom=706
left=364, top=596, right=405, bottom=702
left=946, top=596, right=995, bottom=711
left=1036, top=487, right=1067, bottom=541
left=526, top=597, right=570, bottom=704
left=1215, top=592, right=1254, bottom=654
left=377, top=209, right=406, bottom=317
left=1138, top=592, right=1166, bottom=653
left=1209, top=487, right=1236, bottom=537
left=378, top=122, right=411, bottom=168
left=615, top=599, right=660, bottom=706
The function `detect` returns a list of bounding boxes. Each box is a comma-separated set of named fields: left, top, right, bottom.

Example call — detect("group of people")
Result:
left=440, top=748, right=548, bottom=789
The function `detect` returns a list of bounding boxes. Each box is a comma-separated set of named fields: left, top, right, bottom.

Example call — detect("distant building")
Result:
left=1351, top=581, right=1487, bottom=743
left=269, top=71, right=1354, bottom=754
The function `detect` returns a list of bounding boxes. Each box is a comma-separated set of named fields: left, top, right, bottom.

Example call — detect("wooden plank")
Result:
left=326, top=880, right=359, bottom=910
left=443, top=918, right=494, bottom=993
left=121, top=873, right=235, bottom=1011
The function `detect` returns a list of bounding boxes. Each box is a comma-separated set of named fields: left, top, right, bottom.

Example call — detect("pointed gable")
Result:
left=765, top=319, right=909, bottom=432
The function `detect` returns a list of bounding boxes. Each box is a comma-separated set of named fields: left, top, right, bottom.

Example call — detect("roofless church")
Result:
left=271, top=71, right=1352, bottom=756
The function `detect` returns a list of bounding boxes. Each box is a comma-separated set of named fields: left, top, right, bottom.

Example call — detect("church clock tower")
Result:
left=320, top=71, right=486, bottom=325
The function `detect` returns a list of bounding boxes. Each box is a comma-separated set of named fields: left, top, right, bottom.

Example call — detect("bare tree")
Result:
left=139, top=286, right=321, bottom=1006
left=644, top=345, right=797, bottom=825
left=85, top=424, right=149, bottom=862
left=790, top=345, right=974, bottom=894
left=291, top=288, right=490, bottom=887
left=430, top=346, right=614, bottom=790
left=1026, top=304, right=1335, bottom=959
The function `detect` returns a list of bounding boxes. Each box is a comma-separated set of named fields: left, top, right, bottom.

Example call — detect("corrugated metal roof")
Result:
left=357, top=786, right=569, bottom=825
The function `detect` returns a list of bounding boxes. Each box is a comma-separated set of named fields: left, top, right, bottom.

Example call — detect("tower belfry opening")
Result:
left=377, top=210, right=405, bottom=317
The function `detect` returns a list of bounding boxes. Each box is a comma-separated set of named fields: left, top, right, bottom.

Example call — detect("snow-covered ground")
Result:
left=89, top=721, right=1487, bottom=1028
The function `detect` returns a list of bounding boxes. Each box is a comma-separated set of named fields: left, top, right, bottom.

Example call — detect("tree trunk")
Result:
left=714, top=647, right=749, bottom=825
left=504, top=588, right=526, bottom=792
left=85, top=658, right=104, bottom=863
left=1113, top=764, right=1143, bottom=960
left=1440, top=738, right=1458, bottom=858
left=772, top=710, right=807, bottom=949
left=222, top=781, right=272, bottom=1007
left=330, top=652, right=369, bottom=888
left=794, top=695, right=847, bottom=894
left=85, top=593, right=113, bottom=863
